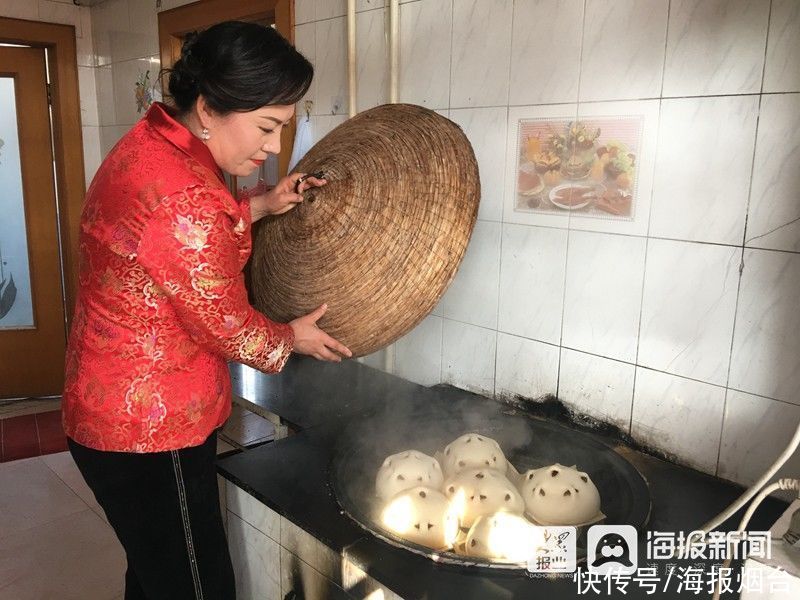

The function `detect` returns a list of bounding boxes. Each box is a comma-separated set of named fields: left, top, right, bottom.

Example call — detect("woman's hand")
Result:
left=248, top=172, right=327, bottom=222
left=289, top=304, right=352, bottom=362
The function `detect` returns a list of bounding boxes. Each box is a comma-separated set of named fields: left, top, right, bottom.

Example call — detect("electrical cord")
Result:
left=665, top=419, right=800, bottom=596
left=712, top=478, right=800, bottom=600
left=701, top=420, right=800, bottom=533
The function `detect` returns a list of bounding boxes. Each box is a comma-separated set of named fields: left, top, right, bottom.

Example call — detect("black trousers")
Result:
left=68, top=431, right=236, bottom=600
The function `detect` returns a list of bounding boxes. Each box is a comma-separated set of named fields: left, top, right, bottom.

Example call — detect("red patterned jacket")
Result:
left=63, top=103, right=293, bottom=452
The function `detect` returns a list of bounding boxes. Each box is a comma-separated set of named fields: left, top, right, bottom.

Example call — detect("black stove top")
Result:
left=219, top=357, right=788, bottom=599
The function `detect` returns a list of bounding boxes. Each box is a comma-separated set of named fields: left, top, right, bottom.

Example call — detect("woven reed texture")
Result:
left=251, top=103, right=480, bottom=357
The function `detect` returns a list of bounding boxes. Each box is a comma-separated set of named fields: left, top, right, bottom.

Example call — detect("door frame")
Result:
left=0, top=18, right=85, bottom=327
left=158, top=0, right=297, bottom=179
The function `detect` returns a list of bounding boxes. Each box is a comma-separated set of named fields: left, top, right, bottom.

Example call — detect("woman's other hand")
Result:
left=289, top=303, right=352, bottom=362
left=249, top=172, right=327, bottom=222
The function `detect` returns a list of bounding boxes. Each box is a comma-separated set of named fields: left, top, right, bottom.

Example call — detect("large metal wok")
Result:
left=331, top=404, right=651, bottom=569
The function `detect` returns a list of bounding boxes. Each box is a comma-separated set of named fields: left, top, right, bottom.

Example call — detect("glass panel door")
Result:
left=0, top=77, right=33, bottom=329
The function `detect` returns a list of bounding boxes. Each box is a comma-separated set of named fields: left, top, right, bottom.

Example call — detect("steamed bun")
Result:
left=375, top=450, right=444, bottom=500
left=443, top=467, right=524, bottom=528
left=442, top=433, right=508, bottom=477
left=520, top=463, right=601, bottom=525
left=380, top=486, right=458, bottom=550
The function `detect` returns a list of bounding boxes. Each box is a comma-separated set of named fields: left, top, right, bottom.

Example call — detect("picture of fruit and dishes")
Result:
left=514, top=116, right=643, bottom=219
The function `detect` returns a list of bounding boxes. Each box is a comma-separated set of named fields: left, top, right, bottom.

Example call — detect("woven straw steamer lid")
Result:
left=250, top=103, right=480, bottom=358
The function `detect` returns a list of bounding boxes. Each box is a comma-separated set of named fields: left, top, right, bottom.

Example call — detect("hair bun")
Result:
left=163, top=21, right=313, bottom=114
left=180, top=31, right=200, bottom=60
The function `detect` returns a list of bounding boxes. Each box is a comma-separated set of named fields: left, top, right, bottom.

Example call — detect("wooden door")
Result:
left=0, top=46, right=66, bottom=398
left=158, top=0, right=296, bottom=185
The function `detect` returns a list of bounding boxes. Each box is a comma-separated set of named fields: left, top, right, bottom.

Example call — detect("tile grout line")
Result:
left=556, top=0, right=588, bottom=402
left=34, top=413, right=43, bottom=459
left=627, top=0, right=673, bottom=438
left=493, top=0, right=517, bottom=399
left=713, top=0, right=776, bottom=476
left=448, top=90, right=799, bottom=113
left=478, top=216, right=800, bottom=255
left=39, top=455, right=108, bottom=523
left=439, top=0, right=456, bottom=388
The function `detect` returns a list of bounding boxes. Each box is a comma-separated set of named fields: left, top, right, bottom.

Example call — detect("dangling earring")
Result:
left=201, top=127, right=210, bottom=140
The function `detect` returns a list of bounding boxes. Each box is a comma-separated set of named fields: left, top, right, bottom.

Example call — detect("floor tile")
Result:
left=36, top=410, right=68, bottom=456
left=0, top=508, right=125, bottom=600
left=41, top=451, right=107, bottom=523
left=0, top=456, right=88, bottom=539
left=221, top=405, right=276, bottom=448
left=2, top=415, right=39, bottom=463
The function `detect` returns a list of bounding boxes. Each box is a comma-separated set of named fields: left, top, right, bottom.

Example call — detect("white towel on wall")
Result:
left=288, top=116, right=314, bottom=173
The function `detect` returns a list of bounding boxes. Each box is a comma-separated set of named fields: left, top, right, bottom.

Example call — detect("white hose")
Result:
left=347, top=0, right=357, bottom=118
left=389, top=0, right=399, bottom=103
left=711, top=479, right=800, bottom=600
left=701, top=419, right=800, bottom=532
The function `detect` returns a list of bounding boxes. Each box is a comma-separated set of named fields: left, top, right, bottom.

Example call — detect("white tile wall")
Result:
left=450, top=0, right=513, bottom=108
left=100, top=125, right=130, bottom=156
left=638, top=239, right=739, bottom=386
left=316, top=0, right=348, bottom=22
left=558, top=348, right=634, bottom=430
left=295, top=0, right=316, bottom=25
left=95, top=65, right=116, bottom=126
left=745, top=93, right=800, bottom=252
left=498, top=224, right=568, bottom=345
left=729, top=249, right=800, bottom=405
left=294, top=23, right=316, bottom=111
left=76, top=5, right=95, bottom=68
left=355, top=7, right=388, bottom=111
left=509, top=0, right=583, bottom=105
left=441, top=319, right=497, bottom=396
left=399, top=0, right=452, bottom=109
left=314, top=16, right=348, bottom=115
left=495, top=333, right=559, bottom=401
left=82, top=126, right=102, bottom=188
left=650, top=96, right=759, bottom=245
left=226, top=485, right=280, bottom=542
left=127, top=0, right=159, bottom=59
left=562, top=231, right=646, bottom=362
left=718, top=390, right=800, bottom=493
left=763, top=0, right=800, bottom=93
left=110, top=55, right=160, bottom=126
left=449, top=107, right=508, bottom=222
left=662, top=0, right=770, bottom=97
left=92, top=0, right=129, bottom=67
left=631, top=368, right=725, bottom=473
left=438, top=220, right=501, bottom=330
left=394, top=315, right=443, bottom=387
left=227, top=513, right=282, bottom=600
left=78, top=66, right=99, bottom=127
left=579, top=0, right=669, bottom=102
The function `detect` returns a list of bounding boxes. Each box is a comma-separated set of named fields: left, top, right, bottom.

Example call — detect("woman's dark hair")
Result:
left=166, top=21, right=313, bottom=114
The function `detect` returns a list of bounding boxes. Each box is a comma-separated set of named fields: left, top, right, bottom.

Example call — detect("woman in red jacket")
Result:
left=63, top=21, right=349, bottom=600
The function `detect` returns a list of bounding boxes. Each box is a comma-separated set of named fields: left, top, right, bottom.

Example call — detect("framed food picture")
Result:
left=504, top=101, right=659, bottom=236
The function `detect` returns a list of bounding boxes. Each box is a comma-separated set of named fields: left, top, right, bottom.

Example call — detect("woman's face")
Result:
left=199, top=100, right=295, bottom=177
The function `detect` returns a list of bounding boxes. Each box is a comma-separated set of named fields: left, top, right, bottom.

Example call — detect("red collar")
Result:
left=145, top=102, right=224, bottom=183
